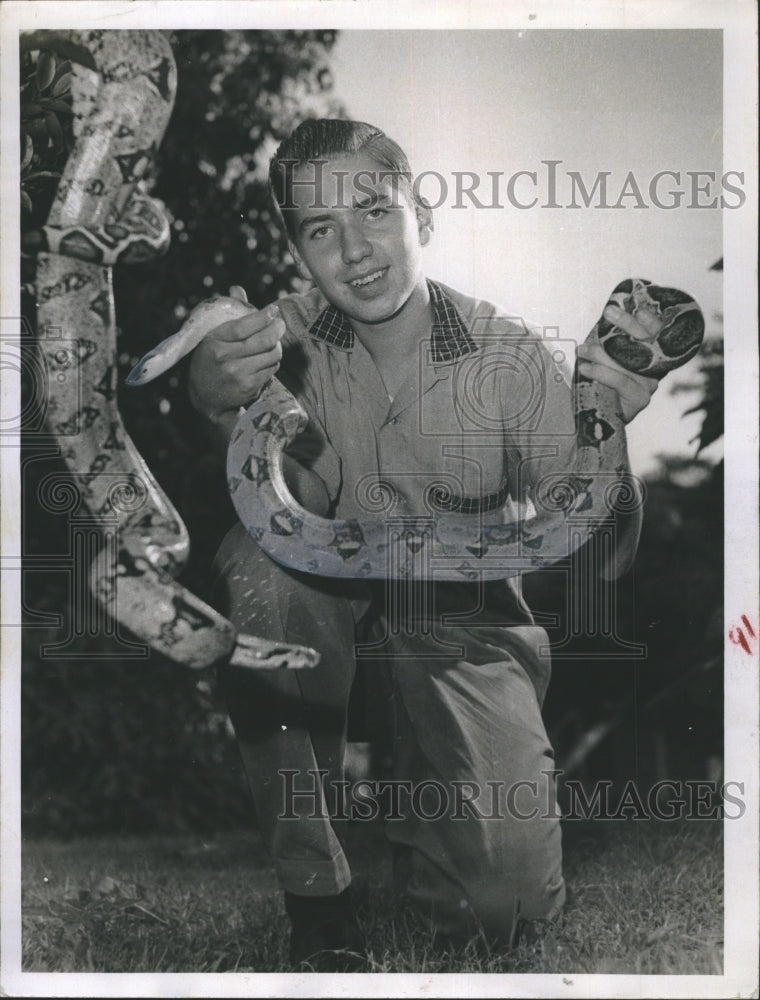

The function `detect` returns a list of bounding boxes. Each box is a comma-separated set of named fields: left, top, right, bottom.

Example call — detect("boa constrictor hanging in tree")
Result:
left=29, top=29, right=318, bottom=671
left=129, top=279, right=704, bottom=581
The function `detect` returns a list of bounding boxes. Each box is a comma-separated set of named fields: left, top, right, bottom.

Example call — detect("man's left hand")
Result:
left=576, top=304, right=660, bottom=423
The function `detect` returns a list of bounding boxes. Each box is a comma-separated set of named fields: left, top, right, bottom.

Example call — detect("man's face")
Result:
left=286, top=153, right=431, bottom=327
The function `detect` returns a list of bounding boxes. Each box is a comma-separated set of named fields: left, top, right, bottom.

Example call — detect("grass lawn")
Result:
left=21, top=816, right=723, bottom=974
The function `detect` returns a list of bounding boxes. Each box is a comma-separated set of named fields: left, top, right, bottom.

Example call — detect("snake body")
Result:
left=130, top=279, right=704, bottom=581
left=32, top=30, right=318, bottom=671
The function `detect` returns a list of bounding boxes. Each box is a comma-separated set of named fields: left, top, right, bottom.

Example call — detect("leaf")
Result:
left=53, top=59, right=73, bottom=79
left=41, top=98, right=74, bottom=115
left=21, top=101, right=44, bottom=119
left=52, top=72, right=73, bottom=98
left=21, top=133, right=34, bottom=170
left=22, top=171, right=62, bottom=183
left=36, top=51, right=56, bottom=92
left=695, top=411, right=723, bottom=453
left=44, top=111, right=65, bottom=152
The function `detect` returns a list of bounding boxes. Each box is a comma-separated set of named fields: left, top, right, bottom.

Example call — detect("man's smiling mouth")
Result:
left=349, top=268, right=387, bottom=288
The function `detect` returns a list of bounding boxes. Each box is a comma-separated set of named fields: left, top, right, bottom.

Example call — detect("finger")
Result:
left=237, top=318, right=286, bottom=354
left=578, top=342, right=659, bottom=388
left=233, top=342, right=283, bottom=373
left=229, top=285, right=249, bottom=304
left=254, top=359, right=282, bottom=382
left=578, top=341, right=658, bottom=383
left=212, top=306, right=285, bottom=346
left=206, top=327, right=283, bottom=364
left=630, top=307, right=662, bottom=336
left=223, top=359, right=282, bottom=403
left=216, top=342, right=283, bottom=383
left=578, top=357, right=658, bottom=399
left=604, top=304, right=659, bottom=341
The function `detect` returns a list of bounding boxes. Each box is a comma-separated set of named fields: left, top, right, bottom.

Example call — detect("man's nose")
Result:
left=341, top=223, right=373, bottom=265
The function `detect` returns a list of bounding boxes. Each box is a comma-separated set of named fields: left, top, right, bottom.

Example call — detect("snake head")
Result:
left=125, top=349, right=164, bottom=386
left=125, top=295, right=264, bottom=388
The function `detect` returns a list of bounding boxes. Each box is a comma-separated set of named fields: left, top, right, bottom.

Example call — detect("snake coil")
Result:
left=31, top=29, right=318, bottom=671
left=131, top=279, right=704, bottom=581
left=227, top=279, right=704, bottom=580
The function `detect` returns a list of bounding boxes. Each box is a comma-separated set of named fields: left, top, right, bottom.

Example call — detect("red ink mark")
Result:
left=729, top=615, right=757, bottom=655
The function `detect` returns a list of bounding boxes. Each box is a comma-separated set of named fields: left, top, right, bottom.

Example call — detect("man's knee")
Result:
left=423, top=863, right=565, bottom=946
left=404, top=813, right=565, bottom=944
left=461, top=853, right=566, bottom=942
left=464, top=802, right=565, bottom=933
left=213, top=522, right=373, bottom=735
left=212, top=522, right=293, bottom=635
left=211, top=521, right=367, bottom=642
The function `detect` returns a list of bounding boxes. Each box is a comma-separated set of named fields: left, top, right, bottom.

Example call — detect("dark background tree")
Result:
left=21, top=30, right=345, bottom=836
left=20, top=32, right=723, bottom=836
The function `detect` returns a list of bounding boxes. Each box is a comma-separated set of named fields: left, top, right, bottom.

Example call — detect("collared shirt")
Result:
left=275, top=278, right=578, bottom=529
left=304, top=278, right=478, bottom=364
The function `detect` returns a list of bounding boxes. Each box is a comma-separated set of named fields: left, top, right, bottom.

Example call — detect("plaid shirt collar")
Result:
left=307, top=279, right=477, bottom=363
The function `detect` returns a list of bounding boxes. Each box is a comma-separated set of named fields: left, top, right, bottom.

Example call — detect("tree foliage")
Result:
left=672, top=336, right=724, bottom=456
left=21, top=30, right=345, bottom=837
left=672, top=256, right=724, bottom=457
left=20, top=48, right=74, bottom=219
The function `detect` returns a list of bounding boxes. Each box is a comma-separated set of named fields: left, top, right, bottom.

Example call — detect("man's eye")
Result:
left=367, top=208, right=387, bottom=220
left=310, top=226, right=331, bottom=239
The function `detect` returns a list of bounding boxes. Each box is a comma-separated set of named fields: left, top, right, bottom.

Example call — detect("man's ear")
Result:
left=416, top=198, right=434, bottom=246
left=288, top=240, right=312, bottom=281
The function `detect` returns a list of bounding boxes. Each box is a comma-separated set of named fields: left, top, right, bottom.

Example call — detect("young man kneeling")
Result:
left=188, top=119, right=658, bottom=969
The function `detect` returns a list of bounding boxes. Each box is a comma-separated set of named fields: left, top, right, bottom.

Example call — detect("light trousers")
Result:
left=213, top=522, right=565, bottom=942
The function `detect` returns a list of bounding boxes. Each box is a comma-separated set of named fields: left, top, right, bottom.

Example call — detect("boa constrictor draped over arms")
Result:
left=30, top=29, right=318, bottom=671
left=129, top=280, right=705, bottom=581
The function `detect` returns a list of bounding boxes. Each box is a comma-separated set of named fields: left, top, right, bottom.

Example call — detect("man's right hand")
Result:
left=188, top=286, right=331, bottom=514
left=188, top=285, right=286, bottom=425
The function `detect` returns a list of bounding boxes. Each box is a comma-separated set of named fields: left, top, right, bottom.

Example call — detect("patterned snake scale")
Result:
left=31, top=30, right=319, bottom=671
left=131, top=280, right=704, bottom=582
